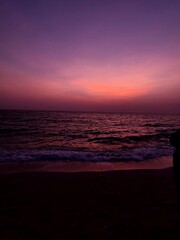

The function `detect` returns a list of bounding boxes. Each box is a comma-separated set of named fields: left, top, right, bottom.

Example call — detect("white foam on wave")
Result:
left=0, top=145, right=174, bottom=163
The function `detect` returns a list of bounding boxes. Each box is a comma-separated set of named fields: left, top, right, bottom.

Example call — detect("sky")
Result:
left=0, top=0, right=180, bottom=113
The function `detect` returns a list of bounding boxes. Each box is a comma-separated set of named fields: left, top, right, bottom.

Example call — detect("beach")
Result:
left=1, top=165, right=180, bottom=240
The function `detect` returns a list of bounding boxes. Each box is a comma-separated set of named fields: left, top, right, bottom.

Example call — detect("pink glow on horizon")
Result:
left=1, top=54, right=180, bottom=113
left=0, top=0, right=180, bottom=113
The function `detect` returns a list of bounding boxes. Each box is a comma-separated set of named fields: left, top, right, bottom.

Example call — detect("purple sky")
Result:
left=0, top=0, right=180, bottom=113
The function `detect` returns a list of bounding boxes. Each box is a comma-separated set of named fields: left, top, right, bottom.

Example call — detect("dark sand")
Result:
left=0, top=167, right=180, bottom=240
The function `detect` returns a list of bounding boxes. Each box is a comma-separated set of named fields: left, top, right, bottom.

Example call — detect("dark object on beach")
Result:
left=170, top=130, right=180, bottom=213
left=170, top=130, right=180, bottom=148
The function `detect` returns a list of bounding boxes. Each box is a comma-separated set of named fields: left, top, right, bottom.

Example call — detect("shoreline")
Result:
left=0, top=156, right=172, bottom=174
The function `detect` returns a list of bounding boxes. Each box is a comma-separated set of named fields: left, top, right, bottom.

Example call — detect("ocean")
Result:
left=0, top=110, right=179, bottom=163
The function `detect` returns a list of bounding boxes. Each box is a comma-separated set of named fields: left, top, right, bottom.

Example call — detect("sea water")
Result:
left=0, top=110, right=179, bottom=163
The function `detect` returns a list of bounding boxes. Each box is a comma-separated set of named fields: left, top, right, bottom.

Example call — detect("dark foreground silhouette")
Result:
left=170, top=130, right=180, bottom=213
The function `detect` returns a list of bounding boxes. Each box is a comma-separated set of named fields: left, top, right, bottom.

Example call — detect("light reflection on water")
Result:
left=0, top=111, right=179, bottom=162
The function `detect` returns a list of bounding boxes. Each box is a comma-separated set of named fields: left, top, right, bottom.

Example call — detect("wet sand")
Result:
left=0, top=156, right=172, bottom=173
left=0, top=166, right=180, bottom=239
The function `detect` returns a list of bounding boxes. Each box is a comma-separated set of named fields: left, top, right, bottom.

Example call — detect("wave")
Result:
left=88, top=133, right=172, bottom=144
left=0, top=127, right=30, bottom=134
left=0, top=145, right=173, bottom=163
left=0, top=127, right=42, bottom=137
left=144, top=123, right=174, bottom=127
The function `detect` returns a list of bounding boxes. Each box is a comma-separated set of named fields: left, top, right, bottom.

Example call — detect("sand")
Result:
left=0, top=164, right=180, bottom=240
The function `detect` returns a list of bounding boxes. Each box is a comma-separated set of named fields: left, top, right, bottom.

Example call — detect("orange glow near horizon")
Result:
left=1, top=56, right=180, bottom=107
